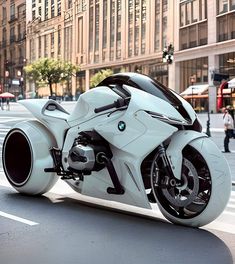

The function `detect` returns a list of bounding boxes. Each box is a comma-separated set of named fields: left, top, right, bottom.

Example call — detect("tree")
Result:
left=90, top=69, right=113, bottom=88
left=24, top=58, right=79, bottom=96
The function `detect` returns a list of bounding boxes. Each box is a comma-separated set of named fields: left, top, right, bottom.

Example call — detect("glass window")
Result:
left=57, top=0, right=61, bottom=16
left=95, top=3, right=99, bottom=52
left=217, top=0, right=228, bottom=15
left=154, top=17, right=160, bottom=51
left=229, top=14, right=235, bottom=38
left=189, top=25, right=197, bottom=47
left=162, top=16, right=167, bottom=47
left=180, top=28, right=188, bottom=50
left=89, top=6, right=93, bottom=52
left=231, top=0, right=235, bottom=10
left=198, top=22, right=207, bottom=45
left=186, top=2, right=191, bottom=25
left=102, top=0, right=107, bottom=49
left=192, top=0, right=199, bottom=23
left=180, top=57, right=208, bottom=94
left=201, top=0, right=207, bottom=20
left=219, top=52, right=235, bottom=78
left=180, top=4, right=185, bottom=27
left=217, top=16, right=228, bottom=41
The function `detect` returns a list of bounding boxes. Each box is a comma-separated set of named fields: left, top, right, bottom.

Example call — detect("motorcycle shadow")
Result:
left=1, top=188, right=233, bottom=264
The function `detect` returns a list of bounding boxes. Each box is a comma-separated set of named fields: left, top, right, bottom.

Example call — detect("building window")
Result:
left=229, top=14, right=235, bottom=39
left=200, top=0, right=207, bottom=20
left=38, top=36, right=41, bottom=57
left=162, top=16, right=167, bottom=47
left=180, top=4, right=185, bottom=27
left=186, top=2, right=191, bottom=25
left=116, top=0, right=122, bottom=59
left=94, top=2, right=99, bottom=52
left=51, top=32, right=54, bottom=50
left=180, top=57, right=208, bottom=94
left=154, top=1, right=160, bottom=53
left=231, top=0, right=235, bottom=10
left=44, top=35, right=48, bottom=57
left=192, top=0, right=199, bottom=22
left=198, top=21, right=207, bottom=45
left=89, top=5, right=93, bottom=53
left=179, top=0, right=207, bottom=50
left=102, top=0, right=107, bottom=49
left=10, top=2, right=15, bottom=20
left=128, top=0, right=134, bottom=57
left=45, top=0, right=48, bottom=20
left=51, top=3, right=55, bottom=17
left=68, top=0, right=73, bottom=9
left=180, top=22, right=208, bottom=50
left=181, top=0, right=207, bottom=27
left=10, top=27, right=15, bottom=43
left=217, top=15, right=228, bottom=41
left=180, top=28, right=188, bottom=49
left=217, top=0, right=228, bottom=14
left=189, top=25, right=197, bottom=48
left=134, top=0, right=140, bottom=56
left=110, top=0, right=115, bottom=49
left=219, top=52, right=235, bottom=78
left=57, top=0, right=61, bottom=16
left=58, top=26, right=61, bottom=56
left=217, top=9, right=235, bottom=42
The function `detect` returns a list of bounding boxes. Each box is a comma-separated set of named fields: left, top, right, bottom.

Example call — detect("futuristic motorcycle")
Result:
left=2, top=72, right=231, bottom=227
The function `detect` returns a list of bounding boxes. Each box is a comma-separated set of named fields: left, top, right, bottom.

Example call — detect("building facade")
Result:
left=174, top=0, right=235, bottom=112
left=2, top=0, right=235, bottom=113
left=0, top=0, right=26, bottom=97
left=26, top=0, right=175, bottom=97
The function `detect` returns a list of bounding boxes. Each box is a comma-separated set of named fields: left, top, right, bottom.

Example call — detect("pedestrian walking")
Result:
left=222, top=106, right=234, bottom=153
left=6, top=98, right=10, bottom=111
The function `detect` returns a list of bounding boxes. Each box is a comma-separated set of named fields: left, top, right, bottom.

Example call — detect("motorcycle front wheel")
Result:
left=151, top=137, right=231, bottom=227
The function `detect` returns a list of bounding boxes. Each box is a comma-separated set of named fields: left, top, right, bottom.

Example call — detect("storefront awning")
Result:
left=180, top=84, right=209, bottom=96
left=228, top=78, right=235, bottom=88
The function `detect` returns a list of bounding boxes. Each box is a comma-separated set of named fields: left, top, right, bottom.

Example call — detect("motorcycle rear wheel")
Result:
left=2, top=121, right=58, bottom=195
left=152, top=137, right=231, bottom=227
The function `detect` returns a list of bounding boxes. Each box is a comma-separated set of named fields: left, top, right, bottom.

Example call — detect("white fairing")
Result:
left=2, top=120, right=58, bottom=195
left=3, top=78, right=231, bottom=228
left=19, top=99, right=70, bottom=148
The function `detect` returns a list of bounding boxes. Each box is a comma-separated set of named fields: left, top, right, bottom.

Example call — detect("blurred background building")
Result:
left=1, top=0, right=235, bottom=113
left=0, top=0, right=26, bottom=97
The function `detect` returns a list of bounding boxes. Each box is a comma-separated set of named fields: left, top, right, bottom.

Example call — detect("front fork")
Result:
left=154, top=144, right=182, bottom=188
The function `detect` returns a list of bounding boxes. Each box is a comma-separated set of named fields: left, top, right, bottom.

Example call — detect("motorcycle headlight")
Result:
left=146, top=111, right=192, bottom=126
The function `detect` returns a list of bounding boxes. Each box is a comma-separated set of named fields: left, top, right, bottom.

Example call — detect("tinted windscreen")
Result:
left=97, top=72, right=191, bottom=121
left=98, top=72, right=181, bottom=106
left=127, top=73, right=181, bottom=106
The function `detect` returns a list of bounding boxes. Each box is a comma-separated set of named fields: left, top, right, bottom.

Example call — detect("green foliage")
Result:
left=24, top=58, right=79, bottom=96
left=90, top=69, right=113, bottom=88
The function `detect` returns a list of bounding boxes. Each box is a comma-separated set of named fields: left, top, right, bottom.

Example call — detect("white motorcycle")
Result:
left=2, top=72, right=231, bottom=227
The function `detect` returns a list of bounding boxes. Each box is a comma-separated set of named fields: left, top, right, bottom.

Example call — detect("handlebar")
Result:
left=94, top=98, right=129, bottom=113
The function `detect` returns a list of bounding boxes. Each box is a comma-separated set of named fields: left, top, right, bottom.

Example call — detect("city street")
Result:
left=0, top=102, right=234, bottom=263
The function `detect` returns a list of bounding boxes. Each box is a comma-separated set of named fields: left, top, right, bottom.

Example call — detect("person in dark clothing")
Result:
left=223, top=107, right=234, bottom=153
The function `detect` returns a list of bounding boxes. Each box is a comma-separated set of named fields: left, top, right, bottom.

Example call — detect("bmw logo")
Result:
left=118, top=121, right=126, bottom=131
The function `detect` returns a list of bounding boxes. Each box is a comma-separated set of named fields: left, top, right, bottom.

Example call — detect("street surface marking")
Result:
left=0, top=211, right=39, bottom=226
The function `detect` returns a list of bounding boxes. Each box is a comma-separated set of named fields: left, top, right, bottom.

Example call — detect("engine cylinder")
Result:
left=2, top=120, right=58, bottom=195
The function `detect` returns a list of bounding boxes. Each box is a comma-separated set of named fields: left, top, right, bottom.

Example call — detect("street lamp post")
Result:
left=190, top=75, right=196, bottom=109
left=4, top=70, right=9, bottom=92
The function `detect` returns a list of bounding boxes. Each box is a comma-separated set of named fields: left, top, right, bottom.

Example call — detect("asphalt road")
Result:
left=0, top=185, right=233, bottom=264
left=0, top=102, right=234, bottom=264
